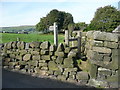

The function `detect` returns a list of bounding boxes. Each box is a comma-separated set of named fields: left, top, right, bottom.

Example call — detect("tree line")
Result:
left=36, top=5, right=120, bottom=33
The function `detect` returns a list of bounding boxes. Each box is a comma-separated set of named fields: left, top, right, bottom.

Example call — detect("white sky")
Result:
left=0, top=0, right=119, bottom=27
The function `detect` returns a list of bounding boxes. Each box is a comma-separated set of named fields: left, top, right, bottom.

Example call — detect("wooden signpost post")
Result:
left=49, top=22, right=58, bottom=46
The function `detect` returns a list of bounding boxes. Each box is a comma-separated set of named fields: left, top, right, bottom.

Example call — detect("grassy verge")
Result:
left=0, top=33, right=64, bottom=44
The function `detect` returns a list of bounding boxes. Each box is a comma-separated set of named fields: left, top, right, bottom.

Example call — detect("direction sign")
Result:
left=49, top=26, right=54, bottom=31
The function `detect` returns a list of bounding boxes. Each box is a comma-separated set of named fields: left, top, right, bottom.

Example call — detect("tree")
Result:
left=36, top=9, right=74, bottom=32
left=87, top=5, right=120, bottom=32
left=74, top=22, right=87, bottom=30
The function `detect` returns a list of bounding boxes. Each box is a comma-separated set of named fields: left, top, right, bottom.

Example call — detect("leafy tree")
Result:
left=74, top=22, right=87, bottom=30
left=36, top=9, right=74, bottom=32
left=87, top=5, right=120, bottom=32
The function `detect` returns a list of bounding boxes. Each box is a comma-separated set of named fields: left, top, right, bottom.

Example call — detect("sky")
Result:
left=0, top=0, right=119, bottom=27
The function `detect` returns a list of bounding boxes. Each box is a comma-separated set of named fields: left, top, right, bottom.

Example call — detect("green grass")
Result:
left=0, top=33, right=64, bottom=44
left=1, top=25, right=35, bottom=32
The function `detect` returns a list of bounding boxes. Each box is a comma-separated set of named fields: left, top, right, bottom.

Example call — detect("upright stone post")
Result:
left=54, top=22, right=58, bottom=47
left=65, top=30, right=69, bottom=46
left=77, top=31, right=81, bottom=58
left=17, top=37, right=20, bottom=41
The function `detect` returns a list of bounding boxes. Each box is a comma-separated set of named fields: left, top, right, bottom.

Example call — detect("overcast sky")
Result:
left=0, top=0, right=119, bottom=27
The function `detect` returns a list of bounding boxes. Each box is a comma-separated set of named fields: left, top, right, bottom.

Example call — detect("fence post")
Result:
left=77, top=31, right=81, bottom=58
left=54, top=22, right=58, bottom=46
left=65, top=30, right=69, bottom=46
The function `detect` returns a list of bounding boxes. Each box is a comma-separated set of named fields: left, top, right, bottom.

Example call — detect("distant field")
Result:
left=1, top=25, right=35, bottom=32
left=0, top=33, right=64, bottom=44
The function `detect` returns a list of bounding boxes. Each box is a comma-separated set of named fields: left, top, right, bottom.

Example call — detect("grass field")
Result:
left=0, top=33, right=64, bottom=44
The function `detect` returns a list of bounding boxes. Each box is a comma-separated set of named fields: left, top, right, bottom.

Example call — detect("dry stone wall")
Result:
left=1, top=41, right=89, bottom=85
left=1, top=31, right=120, bottom=88
left=82, top=31, right=120, bottom=88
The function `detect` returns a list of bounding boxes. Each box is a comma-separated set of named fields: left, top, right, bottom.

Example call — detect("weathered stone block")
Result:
left=54, top=70, right=62, bottom=75
left=31, top=51, right=39, bottom=55
left=104, top=41, right=118, bottom=48
left=88, top=79, right=109, bottom=88
left=78, top=60, right=90, bottom=72
left=57, top=43, right=64, bottom=52
left=68, top=50, right=77, bottom=58
left=29, top=42, right=41, bottom=48
left=6, top=50, right=12, bottom=54
left=103, top=56, right=111, bottom=62
left=34, top=67, right=40, bottom=73
left=39, top=63, right=47, bottom=67
left=41, top=50, right=49, bottom=55
left=89, top=63, right=97, bottom=79
left=89, top=58, right=118, bottom=70
left=4, top=58, right=11, bottom=62
left=3, top=62, right=9, bottom=66
left=63, top=58, right=74, bottom=68
left=47, top=70, right=54, bottom=75
left=16, top=55, right=22, bottom=60
left=69, top=74, right=76, bottom=80
left=57, top=75, right=66, bottom=81
left=64, top=47, right=70, bottom=53
left=12, top=41, right=17, bottom=49
left=93, top=31, right=119, bottom=42
left=51, top=56, right=57, bottom=60
left=23, top=54, right=31, bottom=61
left=76, top=71, right=89, bottom=80
left=55, top=51, right=64, bottom=58
left=65, top=68, right=78, bottom=72
left=14, top=65, right=21, bottom=70
left=18, top=61, right=26, bottom=65
left=9, top=62, right=18, bottom=66
left=48, top=61, right=59, bottom=71
left=78, top=80, right=88, bottom=85
left=17, top=41, right=21, bottom=49
left=49, top=45, right=55, bottom=52
left=112, top=49, right=119, bottom=56
left=92, top=40, right=103, bottom=47
left=40, top=41, right=50, bottom=50
left=19, top=50, right=27, bottom=55
left=40, top=66, right=48, bottom=70
left=24, top=65, right=30, bottom=69
left=34, top=48, right=40, bottom=52
left=38, top=70, right=48, bottom=76
left=86, top=50, right=103, bottom=61
left=20, top=41, right=25, bottom=49
left=32, top=55, right=40, bottom=60
left=98, top=67, right=112, bottom=76
left=49, top=51, right=54, bottom=56
left=93, top=47, right=111, bottom=54
left=93, top=31, right=106, bottom=41
left=41, top=55, right=50, bottom=60
left=6, top=42, right=12, bottom=49
left=63, top=70, right=69, bottom=78
left=55, top=57, right=64, bottom=64
left=9, top=54, right=15, bottom=59
left=28, top=61, right=38, bottom=66
left=39, top=60, right=46, bottom=63
left=86, top=31, right=94, bottom=39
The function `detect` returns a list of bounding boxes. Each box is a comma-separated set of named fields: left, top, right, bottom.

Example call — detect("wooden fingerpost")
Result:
left=77, top=32, right=81, bottom=58
left=65, top=30, right=69, bottom=46
left=54, top=22, right=58, bottom=47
